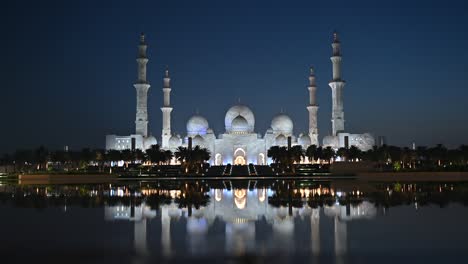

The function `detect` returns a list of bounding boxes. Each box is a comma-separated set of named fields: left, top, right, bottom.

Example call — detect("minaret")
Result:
left=329, top=31, right=346, bottom=136
left=306, top=67, right=319, bottom=145
left=161, top=67, right=173, bottom=148
left=134, top=33, right=151, bottom=137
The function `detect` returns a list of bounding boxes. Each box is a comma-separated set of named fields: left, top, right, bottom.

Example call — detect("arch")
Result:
left=258, top=153, right=265, bottom=165
left=233, top=147, right=246, bottom=165
left=234, top=148, right=246, bottom=157
left=215, top=153, right=222, bottom=166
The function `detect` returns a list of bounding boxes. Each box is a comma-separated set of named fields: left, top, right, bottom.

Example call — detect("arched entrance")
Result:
left=215, top=153, right=222, bottom=165
left=258, top=153, right=265, bottom=165
left=234, top=156, right=246, bottom=165
left=233, top=148, right=246, bottom=165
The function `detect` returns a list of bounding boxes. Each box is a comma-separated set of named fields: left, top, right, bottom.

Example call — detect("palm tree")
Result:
left=162, top=150, right=174, bottom=165
left=133, top=149, right=146, bottom=164
left=267, top=146, right=281, bottom=164
left=34, top=146, right=49, bottom=171
left=175, top=146, right=210, bottom=174
left=94, top=149, right=105, bottom=172
left=348, top=145, right=362, bottom=162
left=337, top=147, right=349, bottom=161
left=146, top=144, right=163, bottom=165
left=306, top=144, right=319, bottom=163
left=322, top=147, right=335, bottom=164
left=120, top=149, right=133, bottom=168
left=428, top=144, right=447, bottom=166
left=107, top=150, right=122, bottom=164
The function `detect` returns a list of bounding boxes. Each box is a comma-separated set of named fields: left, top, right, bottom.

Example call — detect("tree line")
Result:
left=267, top=144, right=468, bottom=172
left=0, top=144, right=211, bottom=174
left=2, top=143, right=468, bottom=173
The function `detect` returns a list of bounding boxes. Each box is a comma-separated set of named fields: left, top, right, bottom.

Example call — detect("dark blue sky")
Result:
left=1, top=0, right=468, bottom=153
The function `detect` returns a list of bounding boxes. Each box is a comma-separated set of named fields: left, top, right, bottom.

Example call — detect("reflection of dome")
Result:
left=187, top=115, right=209, bottom=135
left=231, top=115, right=249, bottom=133
left=275, top=134, right=287, bottom=146
left=169, top=135, right=181, bottom=148
left=192, top=135, right=205, bottom=147
left=323, top=135, right=339, bottom=148
left=298, top=134, right=311, bottom=146
left=271, top=114, right=293, bottom=133
left=225, top=104, right=255, bottom=133
left=168, top=207, right=182, bottom=218
left=143, top=136, right=157, bottom=149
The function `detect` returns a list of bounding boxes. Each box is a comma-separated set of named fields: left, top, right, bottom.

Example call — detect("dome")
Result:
left=192, top=135, right=205, bottom=147
left=187, top=115, right=209, bottom=135
left=143, top=136, right=157, bottom=149
left=169, top=135, right=181, bottom=148
left=275, top=134, right=287, bottom=146
left=323, top=135, right=339, bottom=148
left=271, top=113, right=293, bottom=133
left=231, top=115, right=249, bottom=133
left=225, top=104, right=255, bottom=133
left=298, top=134, right=311, bottom=146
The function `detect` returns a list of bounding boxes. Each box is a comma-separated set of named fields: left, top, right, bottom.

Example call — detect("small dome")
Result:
left=275, top=134, right=287, bottom=146
left=169, top=135, right=181, bottom=148
left=187, top=115, right=209, bottom=135
left=231, top=115, right=249, bottom=133
left=298, top=134, right=311, bottom=146
left=192, top=135, right=205, bottom=147
left=323, top=135, right=339, bottom=148
left=143, top=136, right=157, bottom=149
left=271, top=113, right=293, bottom=134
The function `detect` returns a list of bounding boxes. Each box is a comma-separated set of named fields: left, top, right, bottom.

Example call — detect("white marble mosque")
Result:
left=104, top=187, right=377, bottom=257
left=105, top=32, right=375, bottom=165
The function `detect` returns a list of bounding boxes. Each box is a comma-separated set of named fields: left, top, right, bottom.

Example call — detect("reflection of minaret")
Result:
left=307, top=67, right=319, bottom=145
left=161, top=206, right=172, bottom=257
left=334, top=217, right=347, bottom=256
left=134, top=217, right=147, bottom=256
left=329, top=32, right=346, bottom=136
left=161, top=68, right=173, bottom=148
left=311, top=208, right=320, bottom=255
left=104, top=203, right=156, bottom=257
left=135, top=33, right=151, bottom=137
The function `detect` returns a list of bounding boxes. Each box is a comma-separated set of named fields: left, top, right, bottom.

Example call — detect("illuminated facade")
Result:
left=178, top=104, right=297, bottom=165
left=322, top=32, right=375, bottom=150
left=106, top=33, right=157, bottom=151
left=105, top=32, right=375, bottom=160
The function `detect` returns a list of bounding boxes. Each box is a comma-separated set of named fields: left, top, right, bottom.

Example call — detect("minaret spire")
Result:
left=329, top=31, right=346, bottom=135
left=161, top=67, right=173, bottom=148
left=134, top=33, right=151, bottom=137
left=307, top=67, right=319, bottom=145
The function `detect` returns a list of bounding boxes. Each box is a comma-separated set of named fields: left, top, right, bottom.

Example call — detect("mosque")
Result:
left=105, top=32, right=375, bottom=165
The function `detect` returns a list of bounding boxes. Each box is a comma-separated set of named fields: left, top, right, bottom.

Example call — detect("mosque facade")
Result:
left=105, top=32, right=375, bottom=165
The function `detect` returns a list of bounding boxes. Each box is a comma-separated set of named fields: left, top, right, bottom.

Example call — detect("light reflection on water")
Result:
left=1, top=181, right=468, bottom=264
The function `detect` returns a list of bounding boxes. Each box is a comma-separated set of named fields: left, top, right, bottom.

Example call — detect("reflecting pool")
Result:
left=1, top=180, right=468, bottom=263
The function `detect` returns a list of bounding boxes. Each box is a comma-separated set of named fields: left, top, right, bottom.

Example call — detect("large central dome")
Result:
left=225, top=104, right=255, bottom=133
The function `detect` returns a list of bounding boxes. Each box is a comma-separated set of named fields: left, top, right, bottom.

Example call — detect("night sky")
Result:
left=2, top=0, right=468, bottom=153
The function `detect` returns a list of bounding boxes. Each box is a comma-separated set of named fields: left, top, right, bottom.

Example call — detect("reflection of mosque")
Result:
left=104, top=186, right=377, bottom=257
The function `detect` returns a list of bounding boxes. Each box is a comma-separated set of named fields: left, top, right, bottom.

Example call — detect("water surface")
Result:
left=1, top=180, right=467, bottom=263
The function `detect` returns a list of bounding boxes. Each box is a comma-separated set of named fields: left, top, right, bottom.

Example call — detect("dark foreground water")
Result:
left=1, top=180, right=468, bottom=264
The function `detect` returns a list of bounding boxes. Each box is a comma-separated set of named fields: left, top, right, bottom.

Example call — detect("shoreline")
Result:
left=6, top=171, right=468, bottom=184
